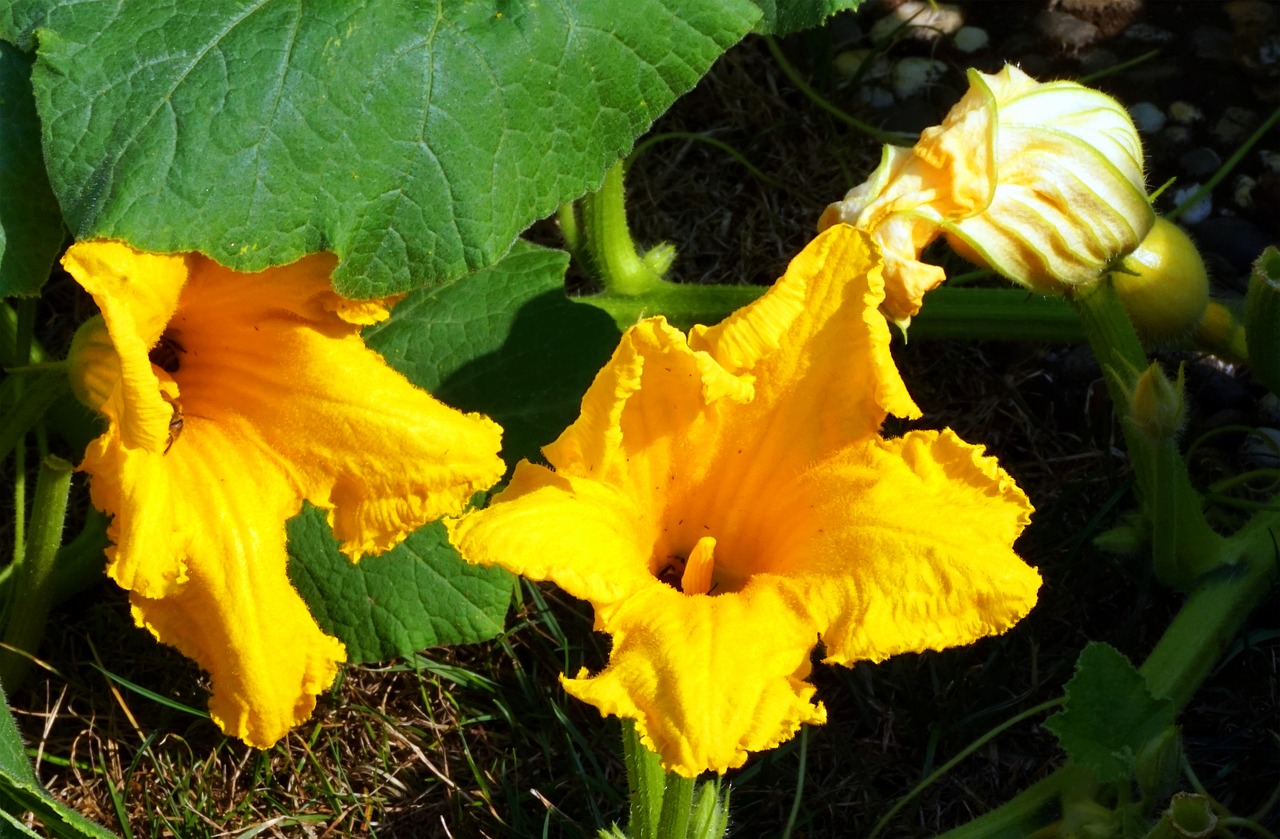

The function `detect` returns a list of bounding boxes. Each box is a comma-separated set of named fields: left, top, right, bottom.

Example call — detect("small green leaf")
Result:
left=10, top=0, right=760, bottom=297
left=0, top=684, right=116, bottom=838
left=1045, top=642, right=1177, bottom=783
left=0, top=41, right=64, bottom=298
left=287, top=504, right=513, bottom=664
left=363, top=239, right=621, bottom=468
left=751, top=0, right=866, bottom=35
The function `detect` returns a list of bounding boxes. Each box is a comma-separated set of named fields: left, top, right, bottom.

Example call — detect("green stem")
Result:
left=0, top=455, right=73, bottom=690
left=0, top=368, right=70, bottom=464
left=581, top=162, right=667, bottom=297
left=1070, top=280, right=1228, bottom=587
left=623, top=719, right=665, bottom=839
left=1166, top=104, right=1280, bottom=224
left=576, top=284, right=1082, bottom=339
left=656, top=773, right=694, bottom=839
left=870, top=698, right=1066, bottom=839
left=1138, top=514, right=1278, bottom=710
left=762, top=36, right=914, bottom=147
left=781, top=726, right=807, bottom=839
left=936, top=491, right=1277, bottom=839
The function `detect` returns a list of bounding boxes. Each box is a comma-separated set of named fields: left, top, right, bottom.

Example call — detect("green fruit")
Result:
left=1111, top=217, right=1209, bottom=343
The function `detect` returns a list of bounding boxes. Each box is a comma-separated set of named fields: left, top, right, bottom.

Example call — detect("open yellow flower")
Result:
left=819, top=64, right=1153, bottom=327
left=64, top=241, right=504, bottom=748
left=447, top=225, right=1041, bottom=776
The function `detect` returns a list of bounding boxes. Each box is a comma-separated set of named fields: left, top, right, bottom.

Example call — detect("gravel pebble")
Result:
left=891, top=56, right=948, bottom=99
left=1129, top=101, right=1166, bottom=133
left=1180, top=147, right=1222, bottom=178
left=953, top=25, right=989, bottom=53
left=1171, top=183, right=1212, bottom=224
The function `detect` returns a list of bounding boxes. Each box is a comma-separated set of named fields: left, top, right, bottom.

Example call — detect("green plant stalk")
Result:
left=936, top=281, right=1277, bottom=838
left=623, top=719, right=666, bottom=839
left=1166, top=103, right=1280, bottom=225
left=576, top=284, right=1083, bottom=338
left=688, top=779, right=729, bottom=838
left=762, top=36, right=914, bottom=147
left=657, top=772, right=695, bottom=839
left=1070, top=279, right=1227, bottom=585
left=581, top=162, right=667, bottom=297
left=0, top=455, right=73, bottom=690
left=0, top=369, right=70, bottom=464
left=868, top=698, right=1065, bottom=839
left=1245, top=246, right=1280, bottom=397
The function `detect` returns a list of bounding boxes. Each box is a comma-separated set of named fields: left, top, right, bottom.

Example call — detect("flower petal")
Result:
left=563, top=581, right=826, bottom=777
left=166, top=255, right=504, bottom=559
left=447, top=461, right=657, bottom=606
left=780, top=429, right=1039, bottom=663
left=62, top=242, right=187, bottom=452
left=86, top=420, right=346, bottom=748
left=691, top=224, right=920, bottom=457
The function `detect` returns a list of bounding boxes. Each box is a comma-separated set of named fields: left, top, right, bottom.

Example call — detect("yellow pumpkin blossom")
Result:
left=63, top=241, right=505, bottom=749
left=819, top=64, right=1153, bottom=327
left=447, top=225, right=1041, bottom=777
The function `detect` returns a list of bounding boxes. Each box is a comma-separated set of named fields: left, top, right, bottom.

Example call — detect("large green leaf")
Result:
left=0, top=41, right=64, bottom=298
left=364, top=239, right=621, bottom=467
left=289, top=240, right=619, bottom=661
left=750, top=0, right=865, bottom=34
left=5, top=0, right=759, bottom=298
left=287, top=506, right=514, bottom=663
left=0, top=684, right=116, bottom=838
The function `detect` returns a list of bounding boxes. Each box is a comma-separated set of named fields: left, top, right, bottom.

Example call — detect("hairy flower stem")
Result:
left=580, top=162, right=667, bottom=297
left=0, top=455, right=73, bottom=689
left=619, top=721, right=729, bottom=839
left=1071, top=279, right=1226, bottom=586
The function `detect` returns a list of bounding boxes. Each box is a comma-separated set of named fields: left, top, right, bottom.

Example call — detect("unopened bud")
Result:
left=67, top=315, right=120, bottom=414
left=1130, top=362, right=1186, bottom=441
left=1135, top=726, right=1183, bottom=803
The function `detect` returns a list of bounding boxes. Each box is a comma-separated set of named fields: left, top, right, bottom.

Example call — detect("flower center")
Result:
left=149, top=332, right=186, bottom=373
left=656, top=536, right=719, bottom=596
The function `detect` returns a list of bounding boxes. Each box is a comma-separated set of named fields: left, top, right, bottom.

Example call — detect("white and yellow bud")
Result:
left=820, top=64, right=1154, bottom=324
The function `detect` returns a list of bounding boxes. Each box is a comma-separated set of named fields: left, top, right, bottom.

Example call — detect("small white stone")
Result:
left=1260, top=150, right=1280, bottom=174
left=953, top=25, right=989, bottom=53
left=855, top=86, right=896, bottom=109
left=1171, top=183, right=1212, bottom=224
left=1234, top=175, right=1257, bottom=208
left=1168, top=101, right=1204, bottom=124
left=891, top=57, right=948, bottom=100
left=1129, top=101, right=1166, bottom=134
left=871, top=0, right=964, bottom=43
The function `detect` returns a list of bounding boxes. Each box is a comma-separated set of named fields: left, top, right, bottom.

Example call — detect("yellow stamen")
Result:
left=681, top=536, right=717, bottom=596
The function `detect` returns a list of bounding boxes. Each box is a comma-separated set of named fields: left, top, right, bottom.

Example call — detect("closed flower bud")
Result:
left=820, top=64, right=1154, bottom=325
left=1130, top=361, right=1186, bottom=441
left=1110, top=217, right=1210, bottom=344
left=67, top=315, right=119, bottom=414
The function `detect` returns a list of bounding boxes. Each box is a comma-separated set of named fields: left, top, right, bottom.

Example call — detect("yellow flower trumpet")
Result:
left=448, top=225, right=1041, bottom=777
left=64, top=241, right=505, bottom=748
left=820, top=64, right=1154, bottom=327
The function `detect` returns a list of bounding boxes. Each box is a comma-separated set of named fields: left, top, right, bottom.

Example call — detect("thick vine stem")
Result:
left=580, top=162, right=668, bottom=297
left=0, top=455, right=73, bottom=689
left=1070, top=278, right=1228, bottom=586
